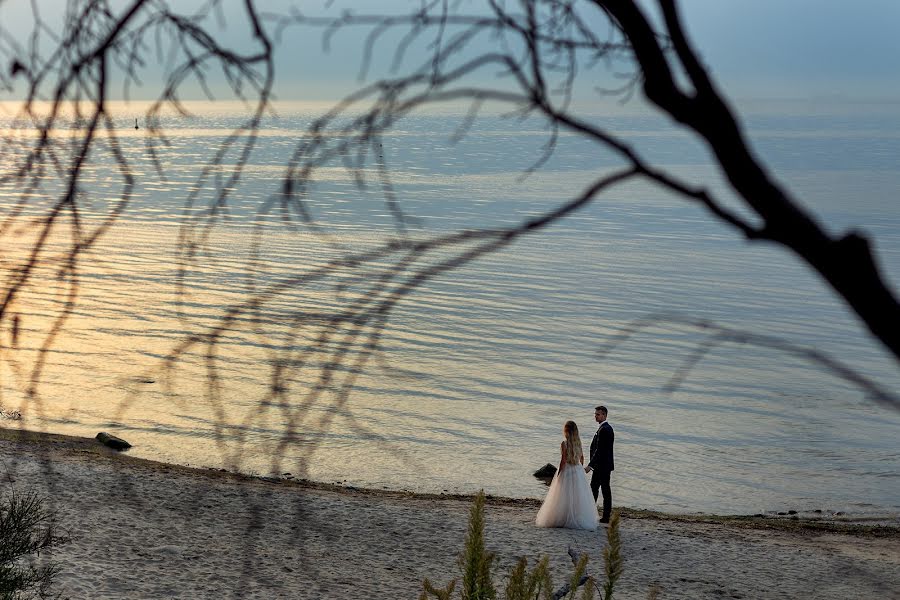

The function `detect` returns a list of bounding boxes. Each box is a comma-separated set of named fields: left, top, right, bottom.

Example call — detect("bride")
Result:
left=535, top=420, right=598, bottom=530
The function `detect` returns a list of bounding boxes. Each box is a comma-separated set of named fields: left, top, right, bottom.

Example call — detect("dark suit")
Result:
left=588, top=421, right=614, bottom=521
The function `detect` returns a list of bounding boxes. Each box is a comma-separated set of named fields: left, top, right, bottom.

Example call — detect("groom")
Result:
left=585, top=405, right=614, bottom=523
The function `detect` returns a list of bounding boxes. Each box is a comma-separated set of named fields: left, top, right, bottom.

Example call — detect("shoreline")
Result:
left=2, top=425, right=899, bottom=598
left=2, top=426, right=896, bottom=537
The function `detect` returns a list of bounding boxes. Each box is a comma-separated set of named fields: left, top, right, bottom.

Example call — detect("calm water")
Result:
left=1, top=102, right=898, bottom=517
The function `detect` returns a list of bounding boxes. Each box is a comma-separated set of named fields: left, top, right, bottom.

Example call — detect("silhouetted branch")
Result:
left=604, top=0, right=900, bottom=361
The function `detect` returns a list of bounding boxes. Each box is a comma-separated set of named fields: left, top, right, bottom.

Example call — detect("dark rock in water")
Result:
left=96, top=432, right=132, bottom=451
left=533, top=463, right=556, bottom=479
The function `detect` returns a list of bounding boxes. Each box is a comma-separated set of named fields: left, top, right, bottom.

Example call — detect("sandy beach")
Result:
left=0, top=428, right=897, bottom=600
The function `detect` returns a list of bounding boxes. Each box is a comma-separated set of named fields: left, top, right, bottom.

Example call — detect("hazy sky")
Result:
left=674, top=0, right=900, bottom=98
left=264, top=1, right=900, bottom=98
left=2, top=1, right=899, bottom=103
left=278, top=0, right=900, bottom=105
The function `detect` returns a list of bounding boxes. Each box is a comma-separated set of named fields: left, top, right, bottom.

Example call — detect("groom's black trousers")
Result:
left=590, top=469, right=612, bottom=521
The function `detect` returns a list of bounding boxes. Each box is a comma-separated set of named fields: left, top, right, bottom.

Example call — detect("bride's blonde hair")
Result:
left=563, top=421, right=582, bottom=465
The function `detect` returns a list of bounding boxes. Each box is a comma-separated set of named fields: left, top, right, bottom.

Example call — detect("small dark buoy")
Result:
left=11, top=314, right=19, bottom=347
left=134, top=118, right=139, bottom=130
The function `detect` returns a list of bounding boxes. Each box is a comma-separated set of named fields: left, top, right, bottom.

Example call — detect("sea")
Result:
left=0, top=99, right=898, bottom=519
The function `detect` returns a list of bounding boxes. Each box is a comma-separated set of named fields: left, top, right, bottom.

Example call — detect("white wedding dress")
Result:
left=535, top=445, right=598, bottom=530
